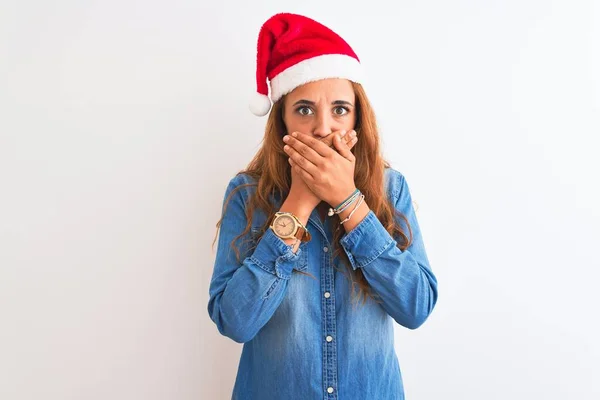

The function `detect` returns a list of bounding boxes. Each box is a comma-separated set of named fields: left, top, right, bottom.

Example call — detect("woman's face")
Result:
left=282, top=78, right=356, bottom=141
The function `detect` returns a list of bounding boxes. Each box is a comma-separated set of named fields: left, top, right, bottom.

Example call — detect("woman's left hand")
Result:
left=283, top=130, right=358, bottom=207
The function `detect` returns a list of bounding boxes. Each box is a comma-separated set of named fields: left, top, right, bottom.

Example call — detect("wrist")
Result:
left=339, top=199, right=370, bottom=232
left=279, top=200, right=313, bottom=223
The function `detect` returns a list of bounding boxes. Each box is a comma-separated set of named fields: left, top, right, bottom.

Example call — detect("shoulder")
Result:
left=226, top=171, right=256, bottom=188
left=225, top=172, right=258, bottom=193
left=222, top=172, right=271, bottom=228
left=384, top=167, right=408, bottom=202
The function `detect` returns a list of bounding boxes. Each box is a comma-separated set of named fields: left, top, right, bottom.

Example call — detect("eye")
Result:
left=296, top=106, right=313, bottom=116
left=333, top=106, right=349, bottom=116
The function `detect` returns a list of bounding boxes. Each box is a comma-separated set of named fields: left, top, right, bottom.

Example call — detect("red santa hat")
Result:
left=249, top=13, right=364, bottom=116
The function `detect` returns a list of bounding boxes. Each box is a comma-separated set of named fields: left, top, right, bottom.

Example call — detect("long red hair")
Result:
left=213, top=82, right=412, bottom=306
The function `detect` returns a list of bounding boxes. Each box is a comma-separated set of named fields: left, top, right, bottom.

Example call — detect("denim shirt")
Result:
left=207, top=167, right=438, bottom=400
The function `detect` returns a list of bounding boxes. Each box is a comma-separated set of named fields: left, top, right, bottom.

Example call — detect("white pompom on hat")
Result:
left=249, top=92, right=272, bottom=117
left=249, top=13, right=364, bottom=116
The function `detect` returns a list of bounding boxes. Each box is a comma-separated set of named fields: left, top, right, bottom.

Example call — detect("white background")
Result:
left=1, top=1, right=599, bottom=399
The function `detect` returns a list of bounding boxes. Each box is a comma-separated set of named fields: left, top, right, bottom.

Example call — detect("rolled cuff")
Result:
left=249, top=227, right=306, bottom=279
left=339, top=210, right=397, bottom=270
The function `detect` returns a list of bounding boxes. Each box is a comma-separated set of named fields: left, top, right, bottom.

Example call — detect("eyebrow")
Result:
left=292, top=99, right=354, bottom=107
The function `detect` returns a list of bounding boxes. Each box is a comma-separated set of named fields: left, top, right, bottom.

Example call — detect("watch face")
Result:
left=273, top=215, right=295, bottom=237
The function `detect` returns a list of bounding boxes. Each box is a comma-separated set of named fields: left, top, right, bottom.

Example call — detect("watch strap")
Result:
left=294, top=224, right=311, bottom=242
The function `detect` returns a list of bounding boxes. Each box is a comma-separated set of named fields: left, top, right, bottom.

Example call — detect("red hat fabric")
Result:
left=249, top=13, right=364, bottom=116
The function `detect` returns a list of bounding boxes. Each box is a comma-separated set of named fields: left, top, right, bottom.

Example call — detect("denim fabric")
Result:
left=207, top=167, right=438, bottom=400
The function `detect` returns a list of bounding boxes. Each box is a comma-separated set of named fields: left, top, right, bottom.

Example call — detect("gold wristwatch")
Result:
left=269, top=212, right=312, bottom=242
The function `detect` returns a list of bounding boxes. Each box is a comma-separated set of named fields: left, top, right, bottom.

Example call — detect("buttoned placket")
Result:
left=308, top=210, right=338, bottom=399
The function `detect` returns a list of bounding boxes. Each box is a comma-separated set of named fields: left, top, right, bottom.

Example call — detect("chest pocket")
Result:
left=250, top=227, right=309, bottom=273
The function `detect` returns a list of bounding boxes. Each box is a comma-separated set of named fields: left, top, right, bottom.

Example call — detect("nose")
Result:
left=312, top=112, right=334, bottom=138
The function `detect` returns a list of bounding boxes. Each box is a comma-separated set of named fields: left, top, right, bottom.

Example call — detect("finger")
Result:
left=333, top=130, right=356, bottom=161
left=332, top=129, right=356, bottom=150
left=337, top=130, right=353, bottom=149
left=320, top=129, right=349, bottom=149
left=285, top=145, right=319, bottom=178
left=345, top=130, right=357, bottom=150
left=319, top=135, right=336, bottom=149
left=291, top=131, right=335, bottom=158
left=288, top=157, right=314, bottom=182
left=285, top=133, right=326, bottom=166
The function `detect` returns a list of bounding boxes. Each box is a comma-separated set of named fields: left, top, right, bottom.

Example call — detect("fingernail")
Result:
left=340, top=130, right=347, bottom=137
left=283, top=135, right=289, bottom=142
left=350, top=130, right=356, bottom=137
left=291, top=132, right=298, bottom=137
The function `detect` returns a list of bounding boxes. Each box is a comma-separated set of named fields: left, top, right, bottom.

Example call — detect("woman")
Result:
left=208, top=13, right=438, bottom=400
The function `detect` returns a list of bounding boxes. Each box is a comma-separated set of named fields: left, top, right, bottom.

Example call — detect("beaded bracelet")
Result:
left=335, top=193, right=360, bottom=215
left=328, top=189, right=361, bottom=217
left=336, top=192, right=360, bottom=214
left=334, top=188, right=359, bottom=209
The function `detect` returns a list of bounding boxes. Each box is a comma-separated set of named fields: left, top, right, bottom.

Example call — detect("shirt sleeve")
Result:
left=207, top=176, right=307, bottom=343
left=339, top=173, right=439, bottom=329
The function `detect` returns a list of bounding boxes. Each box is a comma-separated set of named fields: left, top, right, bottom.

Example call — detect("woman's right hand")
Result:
left=284, top=129, right=358, bottom=216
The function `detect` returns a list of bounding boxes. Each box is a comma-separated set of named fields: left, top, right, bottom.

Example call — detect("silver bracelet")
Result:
left=339, top=194, right=365, bottom=225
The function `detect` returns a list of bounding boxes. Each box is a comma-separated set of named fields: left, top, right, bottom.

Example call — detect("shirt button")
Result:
left=327, top=387, right=334, bottom=394
left=326, top=335, right=333, bottom=342
left=324, top=292, right=331, bottom=298
left=323, top=246, right=329, bottom=252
